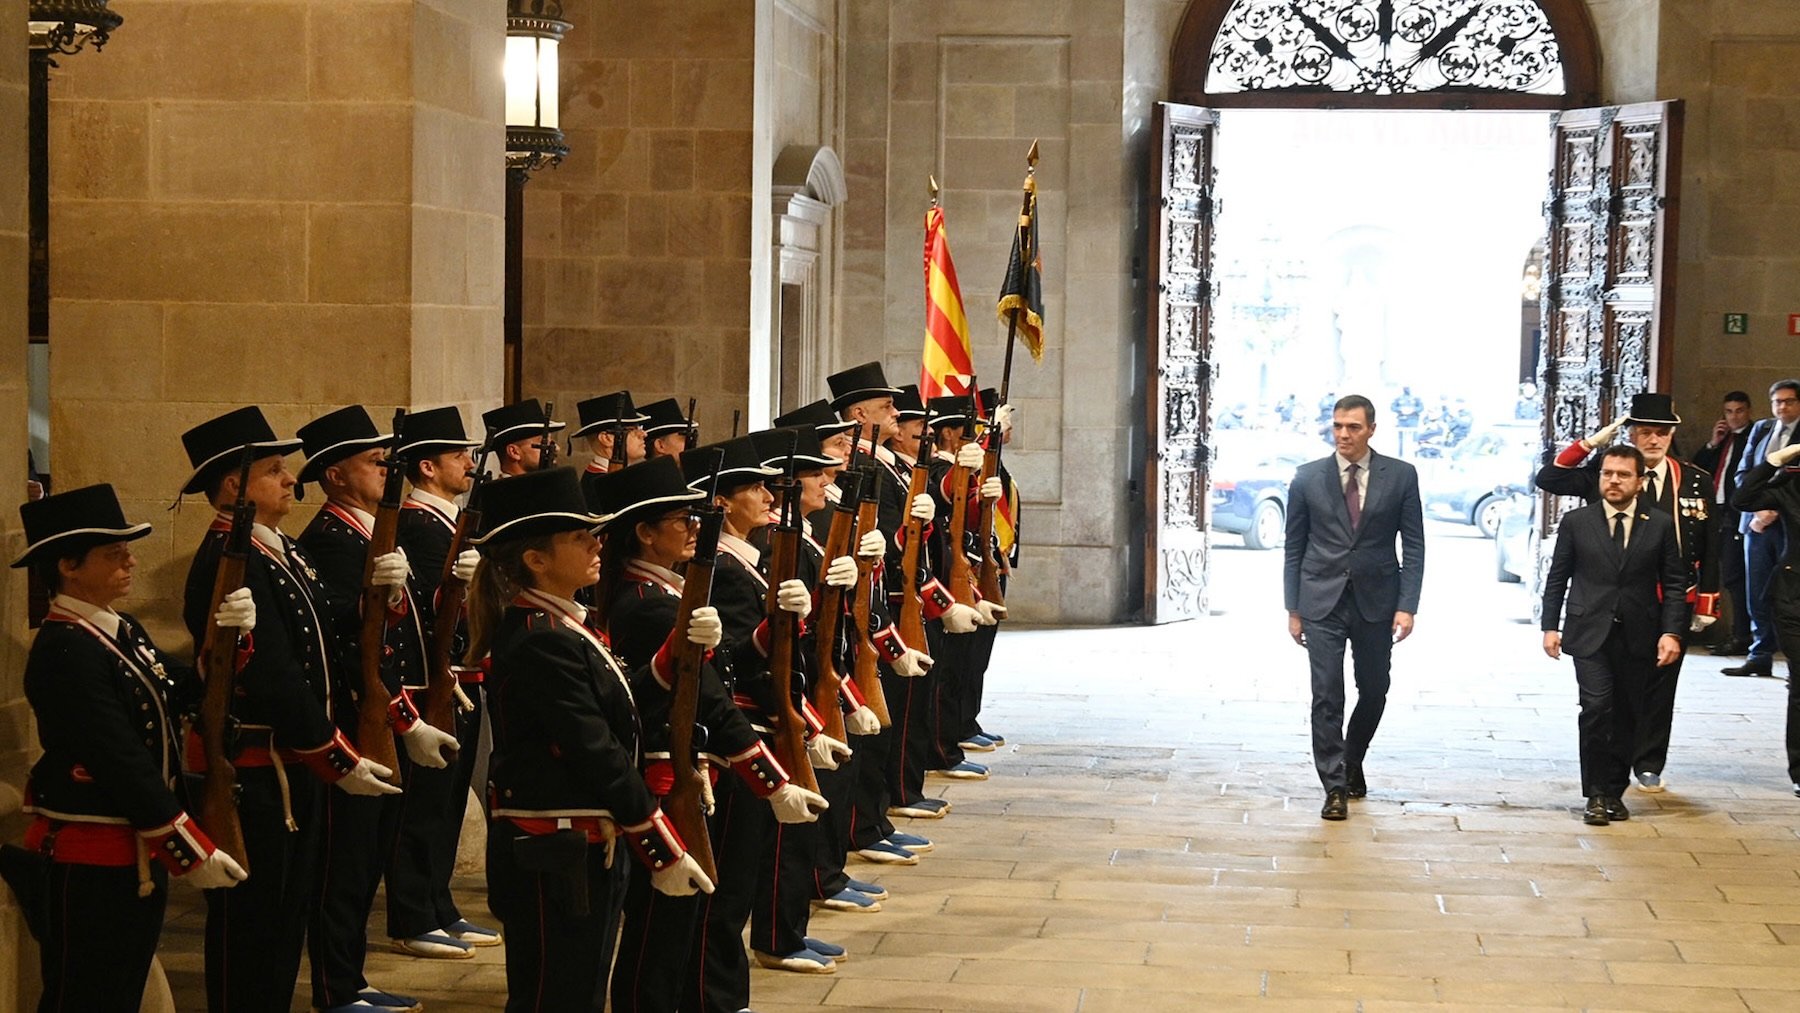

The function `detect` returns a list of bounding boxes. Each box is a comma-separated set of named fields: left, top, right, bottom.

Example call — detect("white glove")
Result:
left=846, top=706, right=881, bottom=736
left=213, top=587, right=256, bottom=632
left=894, top=647, right=934, bottom=678
left=956, top=442, right=984, bottom=470
left=401, top=719, right=458, bottom=769
left=686, top=605, right=722, bottom=649
left=1772, top=443, right=1800, bottom=467
left=808, top=733, right=852, bottom=770
left=650, top=852, right=716, bottom=897
left=776, top=579, right=812, bottom=617
left=767, top=782, right=828, bottom=824
left=182, top=848, right=248, bottom=891
left=372, top=548, right=410, bottom=606
left=910, top=494, right=935, bottom=521
left=1583, top=418, right=1624, bottom=449
left=995, top=402, right=1016, bottom=435
left=1690, top=613, right=1717, bottom=633
left=451, top=549, right=480, bottom=584
left=824, top=556, right=857, bottom=588
left=980, top=476, right=1003, bottom=501
left=857, top=530, right=885, bottom=558
left=942, top=602, right=980, bottom=634
left=335, top=758, right=402, bottom=796
left=975, top=600, right=1007, bottom=625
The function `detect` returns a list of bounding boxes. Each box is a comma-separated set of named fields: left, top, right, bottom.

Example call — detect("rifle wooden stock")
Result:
left=849, top=495, right=891, bottom=726
left=946, top=434, right=979, bottom=607
left=665, top=519, right=721, bottom=884
left=422, top=486, right=483, bottom=754
left=809, top=491, right=855, bottom=744
left=764, top=520, right=820, bottom=793
left=358, top=428, right=407, bottom=782
left=975, top=442, right=1005, bottom=606
left=897, top=430, right=930, bottom=648
left=197, top=452, right=256, bottom=872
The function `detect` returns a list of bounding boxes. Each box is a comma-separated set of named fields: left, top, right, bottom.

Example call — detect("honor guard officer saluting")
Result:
left=392, top=406, right=504, bottom=956
left=482, top=398, right=565, bottom=478
left=466, top=466, right=714, bottom=1012
left=1537, top=392, right=1718, bottom=793
left=573, top=390, right=649, bottom=508
left=15, top=485, right=251, bottom=1012
left=293, top=405, right=459, bottom=1012
left=638, top=397, right=697, bottom=462
left=178, top=407, right=398, bottom=1013
left=1541, top=444, right=1690, bottom=826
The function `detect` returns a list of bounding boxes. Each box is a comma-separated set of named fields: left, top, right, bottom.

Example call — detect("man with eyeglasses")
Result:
left=1724, top=379, right=1800, bottom=678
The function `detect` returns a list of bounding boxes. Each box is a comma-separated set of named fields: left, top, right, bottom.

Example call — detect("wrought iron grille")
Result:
left=1207, top=1, right=1565, bottom=96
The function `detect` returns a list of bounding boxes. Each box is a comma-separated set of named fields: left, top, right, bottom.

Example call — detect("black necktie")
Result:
left=1613, top=512, right=1626, bottom=550
left=1645, top=471, right=1659, bottom=508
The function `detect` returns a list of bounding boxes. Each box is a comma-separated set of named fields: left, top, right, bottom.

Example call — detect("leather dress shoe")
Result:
left=1722, top=657, right=1774, bottom=677
left=1320, top=788, right=1349, bottom=821
left=1582, top=796, right=1609, bottom=826
left=1346, top=761, right=1367, bottom=799
left=1603, top=796, right=1630, bottom=822
left=1711, top=639, right=1751, bottom=657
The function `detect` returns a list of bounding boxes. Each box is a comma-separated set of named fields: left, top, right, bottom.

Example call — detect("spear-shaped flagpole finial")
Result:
left=929, top=174, right=940, bottom=206
left=1026, top=139, right=1039, bottom=172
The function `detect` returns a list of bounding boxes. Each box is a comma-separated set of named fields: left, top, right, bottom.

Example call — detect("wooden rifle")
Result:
left=809, top=470, right=859, bottom=743
left=357, top=410, right=408, bottom=782
left=847, top=426, right=891, bottom=725
left=945, top=412, right=980, bottom=607
left=896, top=419, right=930, bottom=649
left=607, top=394, right=629, bottom=473
left=974, top=396, right=1006, bottom=606
left=684, top=397, right=698, bottom=450
left=665, top=449, right=725, bottom=884
left=422, top=447, right=490, bottom=755
left=197, top=448, right=257, bottom=871
left=763, top=441, right=821, bottom=792
left=536, top=401, right=559, bottom=471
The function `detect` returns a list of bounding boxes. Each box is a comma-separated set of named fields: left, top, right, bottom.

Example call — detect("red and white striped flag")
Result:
left=921, top=205, right=974, bottom=399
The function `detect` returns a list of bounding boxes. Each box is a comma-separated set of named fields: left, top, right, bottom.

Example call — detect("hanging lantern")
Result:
left=505, top=0, right=571, bottom=174
left=29, top=0, right=122, bottom=55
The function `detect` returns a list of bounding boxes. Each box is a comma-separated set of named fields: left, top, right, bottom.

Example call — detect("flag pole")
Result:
left=996, top=139, right=1038, bottom=411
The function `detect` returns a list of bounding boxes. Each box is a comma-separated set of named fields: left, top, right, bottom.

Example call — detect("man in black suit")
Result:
left=1730, top=440, right=1800, bottom=795
left=1541, top=445, right=1690, bottom=826
left=1725, top=378, right=1800, bottom=677
left=1693, top=391, right=1753, bottom=654
left=1284, top=394, right=1426, bottom=821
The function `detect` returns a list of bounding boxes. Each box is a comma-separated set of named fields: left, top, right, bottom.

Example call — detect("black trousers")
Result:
left=1573, top=627, right=1651, bottom=798
left=752, top=797, right=815, bottom=958
left=486, top=825, right=626, bottom=1013
left=847, top=688, right=896, bottom=852
left=385, top=693, right=478, bottom=938
left=1631, top=644, right=1685, bottom=777
left=929, top=628, right=973, bottom=770
left=685, top=773, right=771, bottom=1013
left=964, top=620, right=1000, bottom=739
left=204, top=767, right=320, bottom=1013
left=1302, top=587, right=1393, bottom=791
left=1772, top=579, right=1800, bottom=782
left=807, top=763, right=855, bottom=899
left=610, top=853, right=700, bottom=1013
left=1718, top=525, right=1751, bottom=643
left=38, top=861, right=167, bottom=1013
left=309, top=762, right=405, bottom=1007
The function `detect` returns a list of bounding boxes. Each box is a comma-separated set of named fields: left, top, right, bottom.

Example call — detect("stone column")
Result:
left=45, top=0, right=504, bottom=645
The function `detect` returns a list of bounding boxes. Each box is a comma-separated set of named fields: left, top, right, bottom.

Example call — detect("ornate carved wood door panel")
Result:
left=1146, top=103, right=1220, bottom=624
left=1538, top=101, right=1683, bottom=565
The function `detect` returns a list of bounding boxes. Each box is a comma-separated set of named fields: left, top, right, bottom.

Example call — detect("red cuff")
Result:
left=920, top=579, right=954, bottom=620
left=141, top=812, right=216, bottom=875
left=293, top=728, right=363, bottom=783
left=752, top=619, right=772, bottom=658
left=623, top=809, right=687, bottom=870
left=1554, top=439, right=1590, bottom=467
left=799, top=697, right=826, bottom=737
left=870, top=625, right=908, bottom=662
left=840, top=677, right=867, bottom=710
left=388, top=689, right=421, bottom=733
left=728, top=741, right=789, bottom=798
left=651, top=637, right=678, bottom=691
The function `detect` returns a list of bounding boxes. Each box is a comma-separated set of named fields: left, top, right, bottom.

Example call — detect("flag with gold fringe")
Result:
left=996, top=174, right=1045, bottom=361
left=921, top=204, right=975, bottom=399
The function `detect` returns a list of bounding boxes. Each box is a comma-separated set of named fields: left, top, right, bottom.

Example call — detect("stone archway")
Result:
left=770, top=145, right=848, bottom=414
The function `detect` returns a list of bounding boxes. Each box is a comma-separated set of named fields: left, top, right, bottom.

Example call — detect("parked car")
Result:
left=1420, top=422, right=1542, bottom=537
left=1209, top=429, right=1322, bottom=550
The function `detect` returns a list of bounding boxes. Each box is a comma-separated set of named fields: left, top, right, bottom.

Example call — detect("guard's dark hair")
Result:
left=1333, top=394, right=1376, bottom=425
left=1770, top=379, right=1800, bottom=399
left=1600, top=443, right=1648, bottom=473
left=1724, top=390, right=1752, bottom=405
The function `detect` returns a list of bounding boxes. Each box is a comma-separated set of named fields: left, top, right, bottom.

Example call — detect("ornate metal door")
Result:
left=1538, top=102, right=1683, bottom=567
left=1145, top=103, right=1220, bottom=624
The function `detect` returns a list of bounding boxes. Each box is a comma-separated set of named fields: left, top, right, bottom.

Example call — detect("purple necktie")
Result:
left=1344, top=462, right=1362, bottom=530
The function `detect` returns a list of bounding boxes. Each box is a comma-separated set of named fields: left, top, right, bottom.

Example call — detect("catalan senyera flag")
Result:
left=921, top=205, right=975, bottom=400
left=996, top=175, right=1045, bottom=361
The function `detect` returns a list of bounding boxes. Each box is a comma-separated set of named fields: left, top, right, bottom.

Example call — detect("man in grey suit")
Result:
left=1283, top=394, right=1425, bottom=820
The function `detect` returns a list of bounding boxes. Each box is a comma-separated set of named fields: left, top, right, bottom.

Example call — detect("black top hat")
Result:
left=1623, top=392, right=1681, bottom=427
left=180, top=406, right=304, bottom=496
left=595, top=457, right=707, bottom=532
left=638, top=398, right=691, bottom=439
left=773, top=399, right=857, bottom=437
left=894, top=384, right=926, bottom=420
left=683, top=435, right=780, bottom=493
left=752, top=426, right=836, bottom=470
left=826, top=361, right=902, bottom=412
left=927, top=394, right=973, bottom=426
left=13, top=483, right=153, bottom=569
left=297, top=406, right=394, bottom=485
left=396, top=406, right=480, bottom=459
left=483, top=399, right=566, bottom=450
left=572, top=391, right=649, bottom=439
left=977, top=387, right=1001, bottom=418
left=470, top=467, right=605, bottom=547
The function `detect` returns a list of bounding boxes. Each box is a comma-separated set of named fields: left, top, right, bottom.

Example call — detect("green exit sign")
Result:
left=1725, top=313, right=1750, bottom=335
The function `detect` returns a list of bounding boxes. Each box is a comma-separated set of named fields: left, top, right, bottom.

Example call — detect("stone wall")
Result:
left=45, top=0, right=505, bottom=647
left=519, top=0, right=755, bottom=452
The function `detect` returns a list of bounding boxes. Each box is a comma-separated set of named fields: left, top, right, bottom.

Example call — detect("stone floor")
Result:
left=156, top=525, right=1800, bottom=1011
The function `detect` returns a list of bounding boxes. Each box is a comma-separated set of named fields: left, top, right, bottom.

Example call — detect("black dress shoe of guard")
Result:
left=1603, top=796, right=1630, bottom=822
left=1722, top=657, right=1773, bottom=677
left=1582, top=797, right=1610, bottom=826
left=1712, top=639, right=1752, bottom=657
left=1321, top=788, right=1349, bottom=821
left=1345, top=761, right=1367, bottom=799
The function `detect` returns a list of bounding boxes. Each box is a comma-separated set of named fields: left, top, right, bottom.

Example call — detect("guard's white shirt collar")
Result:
left=50, top=593, right=122, bottom=640
left=408, top=488, right=460, bottom=521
